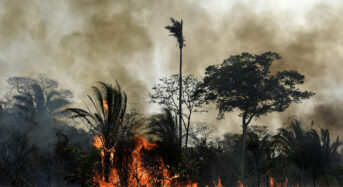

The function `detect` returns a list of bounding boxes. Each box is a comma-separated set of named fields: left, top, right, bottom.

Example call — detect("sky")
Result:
left=0, top=0, right=342, bottom=137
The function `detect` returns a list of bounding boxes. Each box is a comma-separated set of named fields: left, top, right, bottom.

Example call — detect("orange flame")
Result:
left=214, top=178, right=223, bottom=187
left=93, top=135, right=177, bottom=187
left=103, top=100, right=109, bottom=114
left=93, top=136, right=267, bottom=187
left=237, top=180, right=244, bottom=187
left=269, top=177, right=288, bottom=187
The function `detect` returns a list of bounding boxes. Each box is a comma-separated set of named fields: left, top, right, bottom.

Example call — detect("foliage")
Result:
left=201, top=52, right=314, bottom=119
left=55, top=133, right=101, bottom=187
left=149, top=74, right=206, bottom=148
left=146, top=109, right=180, bottom=168
left=200, top=51, right=315, bottom=180
left=276, top=120, right=343, bottom=186
left=165, top=18, right=185, bottom=49
left=7, top=75, right=72, bottom=120
left=65, top=81, right=128, bottom=183
left=0, top=130, right=37, bottom=187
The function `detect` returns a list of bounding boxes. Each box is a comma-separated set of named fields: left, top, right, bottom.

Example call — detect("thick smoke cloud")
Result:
left=0, top=0, right=343, bottom=136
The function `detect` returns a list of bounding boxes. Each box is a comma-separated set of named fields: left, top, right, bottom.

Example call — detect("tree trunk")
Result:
left=179, top=47, right=183, bottom=150
left=185, top=117, right=190, bottom=148
left=313, top=176, right=316, bottom=187
left=104, top=150, right=111, bottom=182
left=241, top=117, right=248, bottom=182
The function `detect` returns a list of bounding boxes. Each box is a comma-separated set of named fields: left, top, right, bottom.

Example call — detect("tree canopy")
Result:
left=201, top=51, right=315, bottom=120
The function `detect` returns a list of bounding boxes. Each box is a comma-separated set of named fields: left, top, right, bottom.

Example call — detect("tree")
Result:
left=246, top=130, right=272, bottom=187
left=200, top=52, right=315, bottom=181
left=277, top=120, right=343, bottom=186
left=146, top=109, right=179, bottom=166
left=55, top=132, right=101, bottom=187
left=146, top=109, right=178, bottom=147
left=65, top=82, right=127, bottom=182
left=7, top=75, right=72, bottom=121
left=165, top=18, right=185, bottom=149
left=149, top=74, right=205, bottom=148
left=0, top=130, right=37, bottom=186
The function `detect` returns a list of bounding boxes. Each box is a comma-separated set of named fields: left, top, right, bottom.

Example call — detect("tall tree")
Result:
left=65, top=82, right=127, bottom=182
left=7, top=75, right=72, bottom=121
left=200, top=52, right=314, bottom=181
left=165, top=18, right=185, bottom=149
left=149, top=74, right=205, bottom=148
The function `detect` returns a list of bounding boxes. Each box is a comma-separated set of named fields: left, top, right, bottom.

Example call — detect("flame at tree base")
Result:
left=92, top=136, right=295, bottom=187
left=93, top=135, right=176, bottom=187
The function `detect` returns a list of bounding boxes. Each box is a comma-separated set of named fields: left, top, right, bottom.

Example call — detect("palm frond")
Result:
left=165, top=17, right=185, bottom=48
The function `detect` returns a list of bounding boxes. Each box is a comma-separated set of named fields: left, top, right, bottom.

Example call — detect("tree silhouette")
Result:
left=246, top=130, right=272, bottom=187
left=149, top=74, right=205, bottom=148
left=165, top=18, right=185, bottom=149
left=200, top=52, right=315, bottom=181
left=277, top=120, right=343, bottom=186
left=0, top=130, right=37, bottom=186
left=65, top=82, right=127, bottom=182
left=7, top=75, right=72, bottom=122
left=146, top=109, right=179, bottom=166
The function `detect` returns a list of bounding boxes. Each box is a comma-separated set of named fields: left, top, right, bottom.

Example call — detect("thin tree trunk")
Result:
left=175, top=113, right=178, bottom=138
left=179, top=47, right=183, bottom=150
left=313, top=176, right=316, bottom=187
left=185, top=117, right=190, bottom=148
left=241, top=117, right=248, bottom=182
left=104, top=150, right=111, bottom=182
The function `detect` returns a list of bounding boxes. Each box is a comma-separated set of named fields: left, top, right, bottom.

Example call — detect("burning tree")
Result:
left=65, top=82, right=127, bottom=183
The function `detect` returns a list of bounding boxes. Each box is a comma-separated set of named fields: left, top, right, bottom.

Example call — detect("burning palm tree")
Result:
left=65, top=82, right=127, bottom=182
left=165, top=18, right=185, bottom=149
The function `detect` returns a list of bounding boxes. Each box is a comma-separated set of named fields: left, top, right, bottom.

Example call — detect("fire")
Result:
left=213, top=178, right=223, bottom=187
left=128, top=136, right=170, bottom=186
left=268, top=177, right=288, bottom=187
left=237, top=180, right=244, bottom=187
left=94, top=135, right=293, bottom=187
left=93, top=136, right=103, bottom=149
left=103, top=100, right=109, bottom=114
left=93, top=135, right=176, bottom=187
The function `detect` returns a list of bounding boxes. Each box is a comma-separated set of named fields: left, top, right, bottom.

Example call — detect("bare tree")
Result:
left=149, top=74, right=205, bottom=148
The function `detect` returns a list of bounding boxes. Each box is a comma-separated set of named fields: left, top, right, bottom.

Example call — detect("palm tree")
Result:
left=246, top=132, right=272, bottom=187
left=147, top=109, right=178, bottom=144
left=165, top=18, right=185, bottom=149
left=146, top=109, right=179, bottom=166
left=276, top=120, right=310, bottom=186
left=65, top=82, right=127, bottom=182
left=307, top=128, right=342, bottom=186
left=13, top=83, right=71, bottom=121
left=277, top=120, right=343, bottom=187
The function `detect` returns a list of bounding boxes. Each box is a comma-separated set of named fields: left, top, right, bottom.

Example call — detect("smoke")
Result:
left=0, top=0, right=343, bottom=135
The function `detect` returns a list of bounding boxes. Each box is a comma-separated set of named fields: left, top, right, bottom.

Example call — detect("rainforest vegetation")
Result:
left=0, top=18, right=342, bottom=187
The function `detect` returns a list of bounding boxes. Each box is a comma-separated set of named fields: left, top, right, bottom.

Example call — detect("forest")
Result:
left=1, top=43, right=343, bottom=187
left=0, top=10, right=342, bottom=187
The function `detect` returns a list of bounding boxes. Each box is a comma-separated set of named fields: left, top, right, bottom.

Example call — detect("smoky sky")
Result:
left=0, top=0, right=343, bottom=137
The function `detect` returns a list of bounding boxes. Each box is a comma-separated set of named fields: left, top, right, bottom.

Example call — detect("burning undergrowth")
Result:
left=92, top=135, right=175, bottom=186
left=91, top=134, right=291, bottom=187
